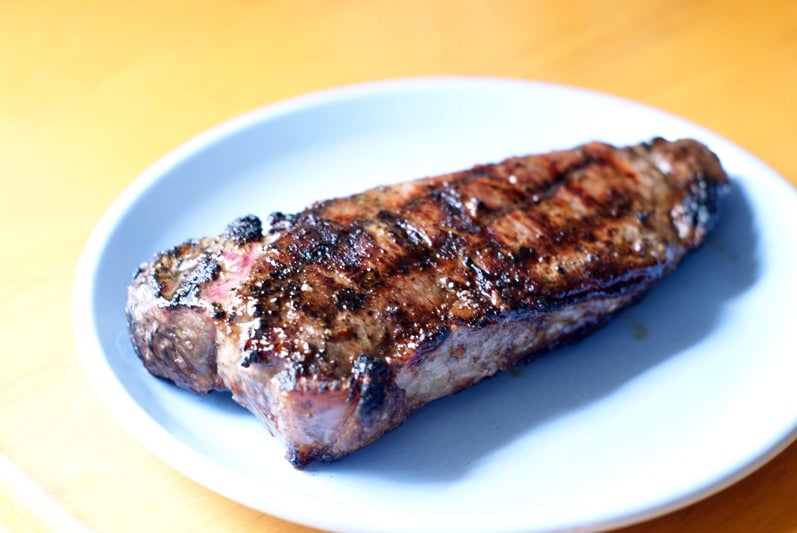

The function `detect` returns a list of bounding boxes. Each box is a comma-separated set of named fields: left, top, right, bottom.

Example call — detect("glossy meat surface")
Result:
left=126, top=138, right=729, bottom=466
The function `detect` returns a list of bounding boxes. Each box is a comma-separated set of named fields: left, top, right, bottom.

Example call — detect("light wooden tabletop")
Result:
left=2, top=0, right=796, bottom=531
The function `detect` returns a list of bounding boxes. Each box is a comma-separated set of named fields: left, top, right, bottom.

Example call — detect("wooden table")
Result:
left=2, top=1, right=796, bottom=531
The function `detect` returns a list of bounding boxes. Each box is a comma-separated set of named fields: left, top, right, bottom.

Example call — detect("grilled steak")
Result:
left=126, top=138, right=729, bottom=466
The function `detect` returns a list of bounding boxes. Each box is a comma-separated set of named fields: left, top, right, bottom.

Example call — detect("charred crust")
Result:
left=334, top=287, right=366, bottom=312
left=350, top=354, right=391, bottom=425
left=145, top=237, right=223, bottom=306
left=284, top=215, right=344, bottom=266
left=292, top=241, right=336, bottom=264
left=211, top=302, right=226, bottom=319
left=172, top=253, right=221, bottom=303
left=223, top=214, right=263, bottom=244
left=394, top=217, right=432, bottom=249
left=265, top=255, right=299, bottom=281
left=516, top=246, right=536, bottom=260
left=463, top=255, right=488, bottom=282
left=148, top=239, right=202, bottom=298
left=430, top=188, right=479, bottom=233
left=268, top=211, right=297, bottom=233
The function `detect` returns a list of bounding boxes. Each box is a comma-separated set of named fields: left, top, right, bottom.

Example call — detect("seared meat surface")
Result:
left=126, top=138, right=729, bottom=466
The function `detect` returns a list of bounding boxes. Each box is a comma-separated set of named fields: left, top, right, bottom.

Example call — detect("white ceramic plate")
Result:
left=73, top=78, right=797, bottom=532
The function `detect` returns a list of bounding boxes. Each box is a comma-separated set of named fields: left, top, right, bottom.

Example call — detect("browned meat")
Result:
left=126, top=138, right=729, bottom=466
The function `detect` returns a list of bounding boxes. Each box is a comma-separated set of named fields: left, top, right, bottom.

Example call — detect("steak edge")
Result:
left=126, top=138, right=729, bottom=466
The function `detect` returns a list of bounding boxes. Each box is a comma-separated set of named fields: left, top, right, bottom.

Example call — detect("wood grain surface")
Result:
left=2, top=0, right=795, bottom=531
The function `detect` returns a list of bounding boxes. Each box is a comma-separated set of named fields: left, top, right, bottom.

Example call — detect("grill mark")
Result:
left=234, top=140, right=723, bottom=376
left=278, top=150, right=631, bottom=323
left=431, top=148, right=613, bottom=238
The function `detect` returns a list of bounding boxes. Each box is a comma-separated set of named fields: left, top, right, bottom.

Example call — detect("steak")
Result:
left=126, top=138, right=729, bottom=466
